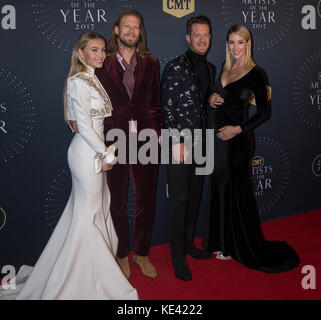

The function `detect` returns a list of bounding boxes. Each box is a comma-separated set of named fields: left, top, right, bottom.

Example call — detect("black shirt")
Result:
left=186, top=49, right=211, bottom=107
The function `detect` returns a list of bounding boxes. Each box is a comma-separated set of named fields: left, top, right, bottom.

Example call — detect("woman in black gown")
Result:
left=203, top=25, right=300, bottom=273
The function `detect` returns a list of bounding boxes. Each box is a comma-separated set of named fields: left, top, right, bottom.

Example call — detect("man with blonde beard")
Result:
left=96, top=10, right=162, bottom=280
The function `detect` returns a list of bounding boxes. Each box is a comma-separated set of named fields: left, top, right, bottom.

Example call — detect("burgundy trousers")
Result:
left=106, top=162, right=159, bottom=258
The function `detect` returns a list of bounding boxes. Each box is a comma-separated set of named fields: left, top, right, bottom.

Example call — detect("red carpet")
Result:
left=129, top=210, right=321, bottom=300
left=1, top=210, right=320, bottom=300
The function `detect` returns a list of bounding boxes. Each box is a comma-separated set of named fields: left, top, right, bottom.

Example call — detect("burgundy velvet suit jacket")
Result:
left=96, top=55, right=162, bottom=146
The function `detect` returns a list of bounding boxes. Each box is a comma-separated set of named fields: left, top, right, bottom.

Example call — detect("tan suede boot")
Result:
left=133, top=254, right=158, bottom=278
left=116, top=256, right=131, bottom=279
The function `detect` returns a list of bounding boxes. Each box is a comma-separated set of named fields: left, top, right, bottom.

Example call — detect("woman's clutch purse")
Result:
left=94, top=145, right=117, bottom=173
left=94, top=154, right=103, bottom=174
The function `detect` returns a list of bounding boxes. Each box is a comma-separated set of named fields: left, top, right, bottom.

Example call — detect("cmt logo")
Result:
left=251, top=156, right=264, bottom=169
left=301, top=1, right=321, bottom=30
left=1, top=5, right=16, bottom=29
left=163, top=0, right=195, bottom=18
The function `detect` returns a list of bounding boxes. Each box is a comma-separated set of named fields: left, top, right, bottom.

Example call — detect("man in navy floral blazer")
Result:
left=161, top=15, right=216, bottom=281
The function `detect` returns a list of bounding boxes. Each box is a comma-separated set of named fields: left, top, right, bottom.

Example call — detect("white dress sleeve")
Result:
left=67, top=78, right=116, bottom=168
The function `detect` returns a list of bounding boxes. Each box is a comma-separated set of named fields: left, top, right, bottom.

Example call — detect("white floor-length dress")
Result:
left=0, top=66, right=138, bottom=300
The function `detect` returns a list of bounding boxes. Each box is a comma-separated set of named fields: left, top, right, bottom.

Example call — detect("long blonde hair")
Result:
left=106, top=10, right=150, bottom=58
left=225, top=24, right=254, bottom=71
left=63, top=32, right=106, bottom=122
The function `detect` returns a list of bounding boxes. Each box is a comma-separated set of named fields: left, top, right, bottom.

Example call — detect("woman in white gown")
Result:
left=1, top=32, right=138, bottom=300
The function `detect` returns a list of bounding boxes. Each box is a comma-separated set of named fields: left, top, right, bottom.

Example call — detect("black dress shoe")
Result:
left=187, top=246, right=213, bottom=260
left=173, top=258, right=192, bottom=281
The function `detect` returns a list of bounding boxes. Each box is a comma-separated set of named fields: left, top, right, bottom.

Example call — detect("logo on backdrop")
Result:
left=0, top=67, right=37, bottom=163
left=0, top=207, right=6, bottom=231
left=301, top=1, right=321, bottom=30
left=221, top=0, right=296, bottom=51
left=45, top=168, right=71, bottom=231
left=312, top=154, right=321, bottom=177
left=250, top=137, right=290, bottom=214
left=162, top=0, right=195, bottom=18
left=293, top=51, right=321, bottom=129
left=1, top=4, right=16, bottom=30
left=32, top=0, right=135, bottom=51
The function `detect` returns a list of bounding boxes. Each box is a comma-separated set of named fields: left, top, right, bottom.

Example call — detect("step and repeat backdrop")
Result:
left=0, top=0, right=320, bottom=269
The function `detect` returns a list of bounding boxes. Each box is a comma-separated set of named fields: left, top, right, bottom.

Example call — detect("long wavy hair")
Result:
left=225, top=24, right=254, bottom=71
left=106, top=10, right=150, bottom=58
left=63, top=32, right=106, bottom=122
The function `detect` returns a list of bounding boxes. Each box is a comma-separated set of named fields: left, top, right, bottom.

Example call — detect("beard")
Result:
left=118, top=34, right=139, bottom=48
left=191, top=42, right=209, bottom=55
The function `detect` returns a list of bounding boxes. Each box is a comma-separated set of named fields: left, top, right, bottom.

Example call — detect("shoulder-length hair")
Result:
left=225, top=24, right=254, bottom=71
left=107, top=10, right=150, bottom=58
left=63, top=32, right=107, bottom=122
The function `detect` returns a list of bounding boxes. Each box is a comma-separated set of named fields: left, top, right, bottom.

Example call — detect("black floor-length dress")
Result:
left=203, top=64, right=300, bottom=273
